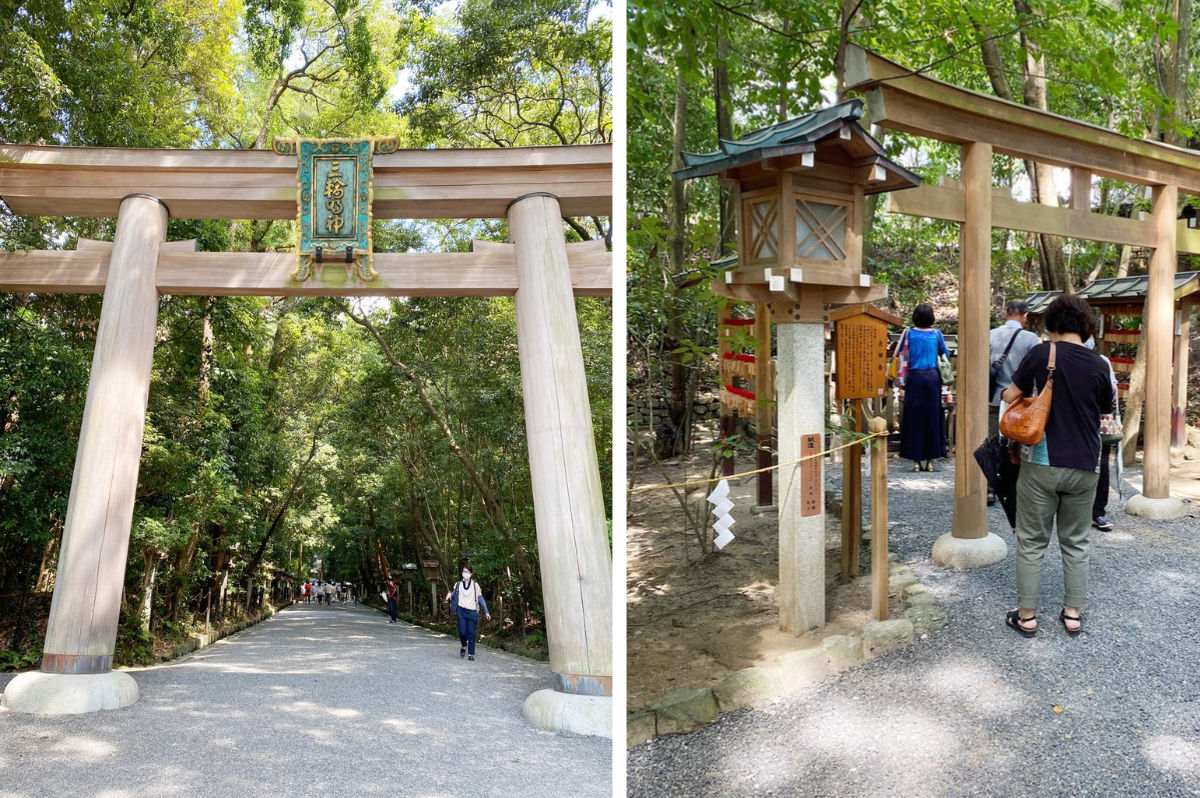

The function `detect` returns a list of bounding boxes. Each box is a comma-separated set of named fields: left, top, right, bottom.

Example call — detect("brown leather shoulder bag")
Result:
left=999, top=342, right=1056, bottom=445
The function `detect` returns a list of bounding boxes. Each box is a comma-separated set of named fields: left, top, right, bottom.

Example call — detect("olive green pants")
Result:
left=1014, top=461, right=1098, bottom=610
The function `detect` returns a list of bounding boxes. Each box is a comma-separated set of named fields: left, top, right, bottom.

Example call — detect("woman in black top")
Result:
left=1000, top=294, right=1113, bottom=638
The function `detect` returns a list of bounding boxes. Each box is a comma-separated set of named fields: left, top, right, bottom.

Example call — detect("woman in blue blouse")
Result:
left=899, top=303, right=949, bottom=471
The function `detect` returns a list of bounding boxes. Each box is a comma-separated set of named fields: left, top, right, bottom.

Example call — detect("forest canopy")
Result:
left=628, top=0, right=1200, bottom=457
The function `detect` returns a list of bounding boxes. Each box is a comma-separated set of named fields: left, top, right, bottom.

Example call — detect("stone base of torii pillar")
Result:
left=931, top=532, right=1008, bottom=570
left=1, top=671, right=138, bottom=715
left=1125, top=494, right=1187, bottom=520
left=523, top=690, right=611, bottom=737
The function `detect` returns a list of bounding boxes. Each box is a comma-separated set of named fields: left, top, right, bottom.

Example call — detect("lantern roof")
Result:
left=675, top=99, right=921, bottom=194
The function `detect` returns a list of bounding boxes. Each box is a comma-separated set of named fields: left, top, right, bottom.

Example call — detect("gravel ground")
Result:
left=0, top=603, right=610, bottom=798
left=628, top=457, right=1200, bottom=797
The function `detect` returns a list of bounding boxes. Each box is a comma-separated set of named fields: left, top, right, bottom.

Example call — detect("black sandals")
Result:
left=1059, top=609, right=1083, bottom=636
left=1005, top=609, right=1038, bottom=638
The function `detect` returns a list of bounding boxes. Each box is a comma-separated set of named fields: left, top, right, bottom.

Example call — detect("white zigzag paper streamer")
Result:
left=706, top=478, right=736, bottom=550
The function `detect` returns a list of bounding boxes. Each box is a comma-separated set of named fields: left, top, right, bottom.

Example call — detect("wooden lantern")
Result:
left=677, top=99, right=920, bottom=321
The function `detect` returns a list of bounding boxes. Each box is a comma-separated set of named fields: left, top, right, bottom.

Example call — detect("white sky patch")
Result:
left=387, top=67, right=414, bottom=105
left=819, top=73, right=838, bottom=107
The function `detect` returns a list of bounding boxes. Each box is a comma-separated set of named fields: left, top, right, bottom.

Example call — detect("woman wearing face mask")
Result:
left=445, top=565, right=491, bottom=660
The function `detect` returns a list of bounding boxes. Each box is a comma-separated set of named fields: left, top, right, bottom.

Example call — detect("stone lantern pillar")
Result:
left=676, top=99, right=920, bottom=633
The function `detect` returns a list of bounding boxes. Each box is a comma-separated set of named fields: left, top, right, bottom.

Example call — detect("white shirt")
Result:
left=455, top=579, right=481, bottom=611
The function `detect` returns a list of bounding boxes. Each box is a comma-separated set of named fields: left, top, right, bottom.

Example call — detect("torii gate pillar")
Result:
left=508, top=193, right=612, bottom=737
left=932, top=142, right=1007, bottom=568
left=2, top=194, right=167, bottom=713
left=1127, top=184, right=1187, bottom=519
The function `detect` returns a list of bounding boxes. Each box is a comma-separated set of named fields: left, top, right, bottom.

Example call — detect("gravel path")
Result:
left=628, top=457, right=1200, bottom=797
left=0, top=603, right=610, bottom=798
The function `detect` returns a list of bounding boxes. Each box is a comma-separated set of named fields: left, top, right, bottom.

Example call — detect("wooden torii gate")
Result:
left=845, top=47, right=1190, bottom=569
left=0, top=142, right=613, bottom=737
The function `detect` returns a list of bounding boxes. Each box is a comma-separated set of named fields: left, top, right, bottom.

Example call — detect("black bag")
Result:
left=973, top=435, right=1021, bottom=530
left=989, top=328, right=1022, bottom=400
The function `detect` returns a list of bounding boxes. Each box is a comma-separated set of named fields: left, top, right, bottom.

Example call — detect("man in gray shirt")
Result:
left=988, top=300, right=1040, bottom=504
left=989, top=300, right=1041, bottom=427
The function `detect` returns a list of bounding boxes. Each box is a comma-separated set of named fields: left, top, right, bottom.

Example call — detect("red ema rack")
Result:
left=721, top=318, right=756, bottom=327
left=723, top=353, right=756, bottom=363
left=1109, top=357, right=1136, bottom=364
left=724, top=385, right=756, bottom=400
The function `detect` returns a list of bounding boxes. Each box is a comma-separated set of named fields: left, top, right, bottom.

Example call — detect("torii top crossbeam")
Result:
left=0, top=143, right=613, bottom=297
left=0, top=143, right=612, bottom=220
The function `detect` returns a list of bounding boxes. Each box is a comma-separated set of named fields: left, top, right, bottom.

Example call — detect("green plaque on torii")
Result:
left=272, top=136, right=400, bottom=282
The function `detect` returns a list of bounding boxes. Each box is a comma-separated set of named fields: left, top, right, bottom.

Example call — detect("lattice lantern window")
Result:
left=794, top=194, right=849, bottom=262
left=739, top=182, right=859, bottom=276
left=742, top=191, right=780, bottom=264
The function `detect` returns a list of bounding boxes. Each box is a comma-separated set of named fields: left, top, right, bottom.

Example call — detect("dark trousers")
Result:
left=457, top=608, right=479, bottom=655
left=899, top=368, right=947, bottom=462
left=387, top=597, right=397, bottom=622
left=1093, top=441, right=1115, bottom=519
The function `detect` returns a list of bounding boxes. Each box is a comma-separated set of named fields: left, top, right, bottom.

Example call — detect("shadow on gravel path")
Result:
left=0, top=604, right=609, bottom=798
left=628, top=458, right=1200, bottom=798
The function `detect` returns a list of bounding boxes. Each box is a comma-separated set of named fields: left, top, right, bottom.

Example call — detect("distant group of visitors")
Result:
left=892, top=294, right=1122, bottom=639
left=302, top=580, right=354, bottom=605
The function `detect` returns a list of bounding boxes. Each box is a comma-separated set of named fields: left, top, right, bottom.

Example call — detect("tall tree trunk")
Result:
left=1013, top=0, right=1070, bottom=291
left=662, top=47, right=693, bottom=457
left=166, top=523, right=200, bottom=622
left=139, top=552, right=159, bottom=632
left=975, top=3, right=1073, bottom=290
left=36, top=536, right=56, bottom=591
left=1163, top=0, right=1193, bottom=148
left=166, top=299, right=215, bottom=622
left=713, top=28, right=736, bottom=256
left=1123, top=323, right=1150, bottom=466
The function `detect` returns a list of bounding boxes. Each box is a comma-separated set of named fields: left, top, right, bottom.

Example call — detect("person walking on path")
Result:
left=898, top=302, right=950, bottom=472
left=324, top=581, right=333, bottom=605
left=1001, top=294, right=1113, bottom=638
left=386, top=578, right=398, bottom=623
left=446, top=565, right=491, bottom=661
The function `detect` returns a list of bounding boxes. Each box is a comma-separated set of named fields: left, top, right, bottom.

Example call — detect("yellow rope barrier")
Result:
left=627, top=430, right=888, bottom=494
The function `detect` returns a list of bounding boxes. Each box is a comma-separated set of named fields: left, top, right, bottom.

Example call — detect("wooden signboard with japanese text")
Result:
left=833, top=313, right=889, bottom=399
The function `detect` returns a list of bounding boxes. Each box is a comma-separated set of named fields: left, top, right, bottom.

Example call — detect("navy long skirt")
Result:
left=899, top=368, right=947, bottom=462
